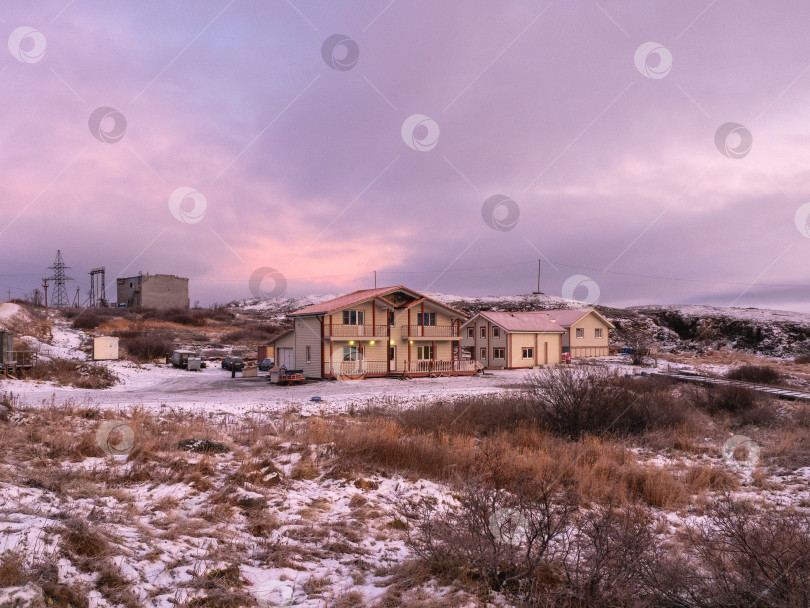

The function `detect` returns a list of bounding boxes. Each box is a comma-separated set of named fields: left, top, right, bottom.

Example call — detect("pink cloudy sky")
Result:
left=2, top=0, right=810, bottom=310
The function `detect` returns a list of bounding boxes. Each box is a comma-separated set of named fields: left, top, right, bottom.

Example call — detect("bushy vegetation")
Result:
left=120, top=335, right=173, bottom=362
left=726, top=364, right=782, bottom=384
left=28, top=359, right=118, bottom=389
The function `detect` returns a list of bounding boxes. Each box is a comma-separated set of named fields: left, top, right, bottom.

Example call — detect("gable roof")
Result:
left=544, top=308, right=615, bottom=329
left=461, top=308, right=614, bottom=333
left=464, top=311, right=565, bottom=333
left=290, top=286, right=466, bottom=317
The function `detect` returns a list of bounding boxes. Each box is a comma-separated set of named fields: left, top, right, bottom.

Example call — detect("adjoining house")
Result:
left=116, top=273, right=189, bottom=309
left=460, top=311, right=566, bottom=369
left=270, top=286, right=477, bottom=379
left=460, top=308, right=614, bottom=369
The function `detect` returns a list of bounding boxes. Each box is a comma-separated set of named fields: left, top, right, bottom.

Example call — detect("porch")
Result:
left=324, top=358, right=478, bottom=379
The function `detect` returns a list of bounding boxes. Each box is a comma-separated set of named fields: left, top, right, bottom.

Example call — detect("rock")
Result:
left=0, top=404, right=9, bottom=422
left=0, top=582, right=46, bottom=608
left=177, top=439, right=230, bottom=454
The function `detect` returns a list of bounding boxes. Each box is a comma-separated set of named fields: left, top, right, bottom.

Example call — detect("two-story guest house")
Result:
left=270, top=286, right=477, bottom=379
left=460, top=308, right=614, bottom=369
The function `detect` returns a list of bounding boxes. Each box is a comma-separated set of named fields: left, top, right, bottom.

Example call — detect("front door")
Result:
left=389, top=346, right=396, bottom=371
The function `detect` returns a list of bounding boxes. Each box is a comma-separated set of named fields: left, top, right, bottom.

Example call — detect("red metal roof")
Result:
left=475, top=311, right=565, bottom=333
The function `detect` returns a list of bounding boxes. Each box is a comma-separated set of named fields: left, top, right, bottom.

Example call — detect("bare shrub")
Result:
left=402, top=475, right=575, bottom=595
left=684, top=495, right=810, bottom=607
left=524, top=367, right=691, bottom=438
left=726, top=364, right=782, bottom=385
left=121, top=334, right=173, bottom=362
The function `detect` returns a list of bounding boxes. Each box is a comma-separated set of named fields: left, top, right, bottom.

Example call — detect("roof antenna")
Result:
left=374, top=270, right=377, bottom=289
left=532, top=259, right=544, bottom=295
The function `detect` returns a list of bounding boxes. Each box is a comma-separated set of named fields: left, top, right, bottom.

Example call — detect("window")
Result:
left=417, top=345, right=433, bottom=360
left=480, top=326, right=486, bottom=339
left=493, top=327, right=500, bottom=338
left=388, top=310, right=395, bottom=325
left=305, top=346, right=311, bottom=363
left=595, top=328, right=603, bottom=338
left=576, top=328, right=584, bottom=338
left=467, top=327, right=474, bottom=338
left=417, top=312, right=436, bottom=326
left=522, top=347, right=534, bottom=359
left=343, top=310, right=364, bottom=325
left=343, top=346, right=359, bottom=361
left=480, top=347, right=486, bottom=359
left=493, top=348, right=505, bottom=359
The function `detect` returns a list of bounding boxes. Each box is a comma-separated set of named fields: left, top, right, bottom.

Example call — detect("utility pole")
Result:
left=532, top=259, right=544, bottom=294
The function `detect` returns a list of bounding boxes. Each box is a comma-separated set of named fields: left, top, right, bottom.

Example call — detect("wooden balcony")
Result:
left=324, top=324, right=390, bottom=339
left=400, top=325, right=460, bottom=339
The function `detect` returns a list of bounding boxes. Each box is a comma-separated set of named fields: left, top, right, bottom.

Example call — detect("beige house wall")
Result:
left=293, top=317, right=323, bottom=377
left=567, top=312, right=611, bottom=358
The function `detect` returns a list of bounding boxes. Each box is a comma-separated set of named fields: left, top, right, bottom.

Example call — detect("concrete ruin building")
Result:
left=116, top=273, right=189, bottom=309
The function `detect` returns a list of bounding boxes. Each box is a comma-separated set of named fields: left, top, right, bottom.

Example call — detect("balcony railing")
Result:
left=324, top=324, right=390, bottom=339
left=401, top=325, right=459, bottom=338
left=405, top=359, right=477, bottom=373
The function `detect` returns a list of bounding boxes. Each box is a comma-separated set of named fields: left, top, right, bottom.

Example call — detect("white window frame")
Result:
left=480, top=326, right=486, bottom=339
left=305, top=346, right=311, bottom=363
left=595, top=328, right=603, bottom=339
left=576, top=328, right=584, bottom=338
left=343, top=346, right=359, bottom=361
left=417, top=345, right=434, bottom=360
left=480, top=347, right=486, bottom=359
left=522, top=347, right=534, bottom=359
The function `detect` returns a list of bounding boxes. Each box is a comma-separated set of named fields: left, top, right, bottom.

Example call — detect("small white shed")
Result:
left=93, top=337, right=119, bottom=361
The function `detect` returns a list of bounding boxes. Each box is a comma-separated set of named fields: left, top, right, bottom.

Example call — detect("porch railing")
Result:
left=328, top=359, right=388, bottom=376
left=405, top=359, right=477, bottom=373
left=401, top=325, right=459, bottom=338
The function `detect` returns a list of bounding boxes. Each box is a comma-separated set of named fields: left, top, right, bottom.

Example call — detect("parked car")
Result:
left=222, top=356, right=244, bottom=371
left=258, top=357, right=274, bottom=371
